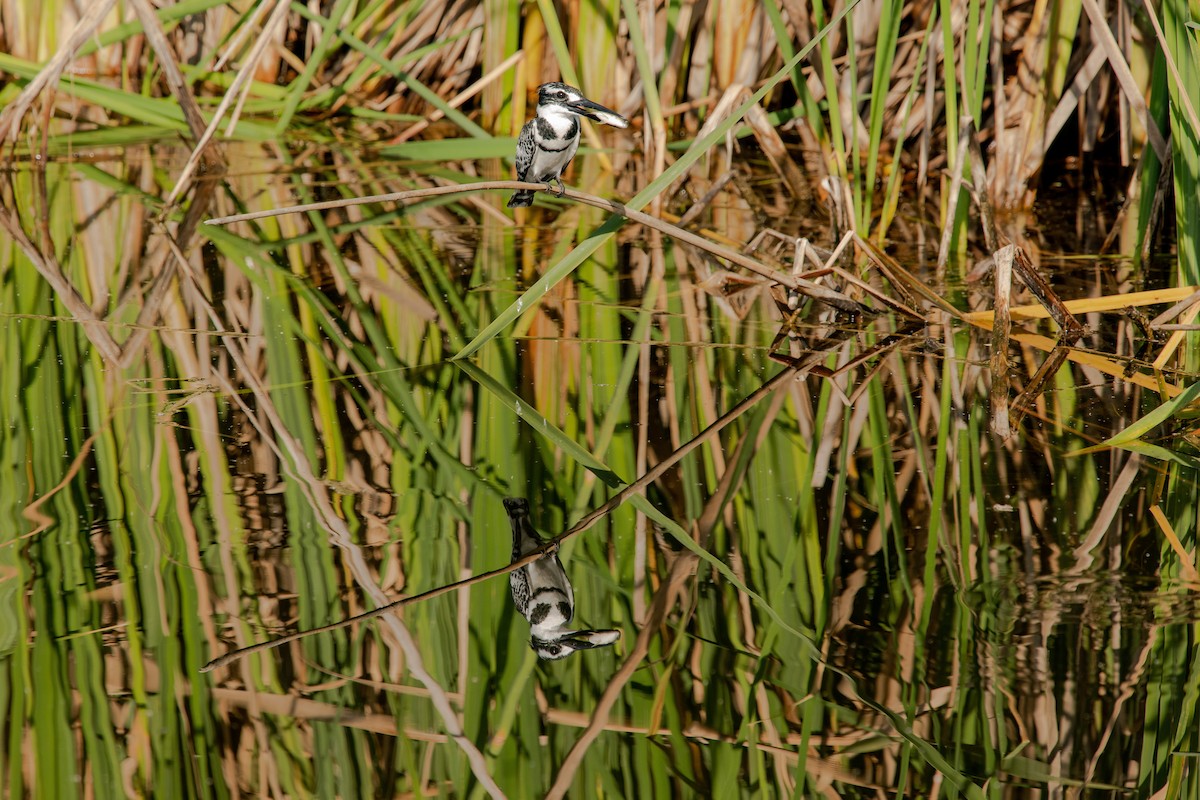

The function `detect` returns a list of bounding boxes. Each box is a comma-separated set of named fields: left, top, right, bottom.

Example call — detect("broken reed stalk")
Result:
left=200, top=365, right=800, bottom=673
left=1007, top=246, right=1086, bottom=428
left=990, top=244, right=1015, bottom=437
left=1010, top=247, right=1085, bottom=339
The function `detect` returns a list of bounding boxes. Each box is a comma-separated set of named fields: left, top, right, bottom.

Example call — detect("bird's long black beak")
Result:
left=563, top=629, right=621, bottom=649
left=567, top=97, right=629, bottom=129
left=530, top=629, right=620, bottom=660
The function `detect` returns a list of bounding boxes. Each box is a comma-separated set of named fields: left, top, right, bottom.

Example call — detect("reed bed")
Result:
left=1, top=0, right=1198, bottom=252
left=3, top=140, right=1199, bottom=796
left=1, top=1, right=1199, bottom=798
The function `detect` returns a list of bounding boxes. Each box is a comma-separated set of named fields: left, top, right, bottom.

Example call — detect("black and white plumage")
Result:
left=503, top=497, right=621, bottom=661
left=507, top=82, right=630, bottom=208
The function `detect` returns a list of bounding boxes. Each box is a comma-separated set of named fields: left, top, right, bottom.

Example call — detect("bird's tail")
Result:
left=507, top=190, right=534, bottom=208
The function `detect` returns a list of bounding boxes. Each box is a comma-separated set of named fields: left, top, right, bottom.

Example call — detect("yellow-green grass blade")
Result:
left=381, top=137, right=518, bottom=162
left=860, top=0, right=904, bottom=233
left=1068, top=380, right=1200, bottom=454
left=878, top=14, right=934, bottom=239
left=8, top=125, right=184, bottom=153
left=457, top=359, right=624, bottom=488
left=179, top=66, right=291, bottom=100
left=809, top=0, right=848, bottom=182
left=1112, top=441, right=1200, bottom=470
left=762, top=0, right=813, bottom=105
left=1137, top=54, right=1172, bottom=266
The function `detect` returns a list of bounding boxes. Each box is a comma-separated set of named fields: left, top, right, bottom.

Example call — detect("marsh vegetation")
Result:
left=1, top=0, right=1199, bottom=797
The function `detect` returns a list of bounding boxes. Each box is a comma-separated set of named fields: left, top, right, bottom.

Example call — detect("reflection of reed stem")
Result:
left=205, top=181, right=866, bottom=308
left=200, top=365, right=799, bottom=673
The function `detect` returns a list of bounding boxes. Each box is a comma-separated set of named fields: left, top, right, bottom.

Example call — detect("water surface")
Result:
left=1, top=144, right=1198, bottom=798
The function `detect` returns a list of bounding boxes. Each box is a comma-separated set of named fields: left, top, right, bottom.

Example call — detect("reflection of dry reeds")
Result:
left=4, top=0, right=1200, bottom=790
left=6, top=142, right=1200, bottom=796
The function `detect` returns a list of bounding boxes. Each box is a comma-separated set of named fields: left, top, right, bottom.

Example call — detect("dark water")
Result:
left=1, top=145, right=1198, bottom=798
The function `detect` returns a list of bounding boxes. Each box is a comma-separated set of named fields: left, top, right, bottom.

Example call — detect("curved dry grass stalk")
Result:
left=541, top=707, right=877, bottom=788
left=211, top=687, right=449, bottom=739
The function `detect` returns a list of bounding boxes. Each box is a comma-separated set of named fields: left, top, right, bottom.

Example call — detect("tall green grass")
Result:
left=2, top=0, right=1200, bottom=796
left=2, top=0, right=1198, bottom=264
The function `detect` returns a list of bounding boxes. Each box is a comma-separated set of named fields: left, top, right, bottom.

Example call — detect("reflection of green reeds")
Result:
left=5, top=141, right=1200, bottom=796
left=4, top=1, right=1200, bottom=796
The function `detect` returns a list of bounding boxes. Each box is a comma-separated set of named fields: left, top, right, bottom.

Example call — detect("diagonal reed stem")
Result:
left=199, top=366, right=799, bottom=673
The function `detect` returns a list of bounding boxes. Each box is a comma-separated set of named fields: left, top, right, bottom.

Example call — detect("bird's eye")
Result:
left=557, top=92, right=566, bottom=99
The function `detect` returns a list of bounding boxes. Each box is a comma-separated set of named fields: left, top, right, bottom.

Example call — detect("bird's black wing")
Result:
left=513, top=119, right=537, bottom=182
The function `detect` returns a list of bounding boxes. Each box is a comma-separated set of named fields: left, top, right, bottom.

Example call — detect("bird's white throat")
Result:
left=537, top=104, right=579, bottom=137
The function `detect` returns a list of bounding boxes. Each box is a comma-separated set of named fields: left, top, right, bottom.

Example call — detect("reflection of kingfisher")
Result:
left=507, top=82, right=630, bottom=208
left=503, top=498, right=621, bottom=660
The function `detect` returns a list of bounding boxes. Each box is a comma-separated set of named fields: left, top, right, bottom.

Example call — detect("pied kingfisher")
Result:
left=507, top=82, right=629, bottom=208
left=503, top=497, right=621, bottom=660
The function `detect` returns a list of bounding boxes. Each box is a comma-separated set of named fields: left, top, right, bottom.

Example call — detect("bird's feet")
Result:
left=551, top=178, right=567, bottom=197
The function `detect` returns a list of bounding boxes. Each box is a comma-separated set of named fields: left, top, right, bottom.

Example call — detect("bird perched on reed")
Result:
left=507, top=82, right=629, bottom=208
left=503, top=497, right=621, bottom=660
